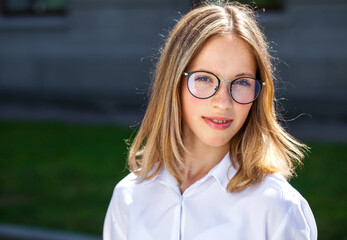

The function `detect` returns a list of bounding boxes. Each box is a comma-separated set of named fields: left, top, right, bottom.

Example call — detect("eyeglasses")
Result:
left=183, top=71, right=265, bottom=104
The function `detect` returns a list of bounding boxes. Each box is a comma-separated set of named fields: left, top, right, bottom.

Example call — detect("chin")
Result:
left=203, top=136, right=233, bottom=148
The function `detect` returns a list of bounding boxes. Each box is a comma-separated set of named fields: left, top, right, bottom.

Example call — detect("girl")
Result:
left=104, top=2, right=317, bottom=240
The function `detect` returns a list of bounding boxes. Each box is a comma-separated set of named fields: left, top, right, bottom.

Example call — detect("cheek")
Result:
left=181, top=83, right=202, bottom=118
left=235, top=104, right=253, bottom=123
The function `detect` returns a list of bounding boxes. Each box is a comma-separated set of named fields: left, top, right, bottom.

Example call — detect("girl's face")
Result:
left=181, top=34, right=257, bottom=149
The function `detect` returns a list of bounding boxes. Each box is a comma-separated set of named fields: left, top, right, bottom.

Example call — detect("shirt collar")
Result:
left=209, top=152, right=237, bottom=191
left=152, top=152, right=236, bottom=192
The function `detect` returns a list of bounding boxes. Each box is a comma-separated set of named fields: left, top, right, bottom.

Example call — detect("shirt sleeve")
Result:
left=103, top=185, right=129, bottom=240
left=270, top=197, right=317, bottom=240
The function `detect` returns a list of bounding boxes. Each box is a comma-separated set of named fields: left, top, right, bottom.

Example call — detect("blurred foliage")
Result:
left=3, top=0, right=67, bottom=15
left=0, top=120, right=346, bottom=239
left=194, top=0, right=283, bottom=10
left=238, top=0, right=283, bottom=10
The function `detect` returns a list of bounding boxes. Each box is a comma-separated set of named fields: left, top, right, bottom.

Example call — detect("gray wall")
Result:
left=0, top=0, right=346, bottom=121
left=0, top=0, right=189, bottom=110
left=260, top=0, right=347, bottom=120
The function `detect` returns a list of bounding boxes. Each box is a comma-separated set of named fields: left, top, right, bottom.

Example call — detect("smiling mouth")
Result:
left=203, top=117, right=233, bottom=130
left=210, top=119, right=228, bottom=124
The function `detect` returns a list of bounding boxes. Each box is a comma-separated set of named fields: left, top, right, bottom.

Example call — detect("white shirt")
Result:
left=103, top=153, right=317, bottom=240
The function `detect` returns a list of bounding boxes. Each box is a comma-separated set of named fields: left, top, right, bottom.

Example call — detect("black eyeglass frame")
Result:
left=182, top=71, right=266, bottom=104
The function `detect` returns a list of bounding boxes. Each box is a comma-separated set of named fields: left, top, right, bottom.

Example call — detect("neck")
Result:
left=179, top=140, right=229, bottom=194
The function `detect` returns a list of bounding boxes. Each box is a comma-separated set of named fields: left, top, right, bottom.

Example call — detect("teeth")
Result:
left=211, top=119, right=227, bottom=123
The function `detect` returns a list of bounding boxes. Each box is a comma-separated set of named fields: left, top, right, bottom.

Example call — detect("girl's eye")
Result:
left=195, top=75, right=213, bottom=83
left=234, top=78, right=251, bottom=87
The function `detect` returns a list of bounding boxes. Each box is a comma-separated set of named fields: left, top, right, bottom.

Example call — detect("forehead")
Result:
left=187, top=34, right=257, bottom=79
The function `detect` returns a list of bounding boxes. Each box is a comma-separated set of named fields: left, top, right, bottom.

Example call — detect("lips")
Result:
left=203, top=116, right=232, bottom=130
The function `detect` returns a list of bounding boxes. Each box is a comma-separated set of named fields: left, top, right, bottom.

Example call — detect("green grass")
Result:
left=290, top=143, right=347, bottom=240
left=0, top=120, right=132, bottom=235
left=0, top=120, right=346, bottom=239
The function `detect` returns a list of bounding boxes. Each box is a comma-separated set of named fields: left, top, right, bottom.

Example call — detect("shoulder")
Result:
left=104, top=173, right=139, bottom=240
left=245, top=173, right=317, bottom=239
left=256, top=173, right=305, bottom=204
left=248, top=173, right=312, bottom=217
left=104, top=174, right=139, bottom=228
left=112, top=172, right=139, bottom=203
left=111, top=172, right=159, bottom=206
left=115, top=172, right=138, bottom=191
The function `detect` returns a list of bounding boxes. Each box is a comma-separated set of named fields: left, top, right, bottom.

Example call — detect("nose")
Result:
left=210, top=81, right=233, bottom=110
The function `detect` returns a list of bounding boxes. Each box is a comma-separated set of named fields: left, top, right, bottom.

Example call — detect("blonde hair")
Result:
left=127, top=2, right=307, bottom=192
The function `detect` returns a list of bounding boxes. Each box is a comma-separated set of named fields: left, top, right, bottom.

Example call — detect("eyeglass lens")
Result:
left=187, top=72, right=261, bottom=104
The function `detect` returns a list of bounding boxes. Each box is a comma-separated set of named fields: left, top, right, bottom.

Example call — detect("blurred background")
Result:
left=0, top=0, right=346, bottom=239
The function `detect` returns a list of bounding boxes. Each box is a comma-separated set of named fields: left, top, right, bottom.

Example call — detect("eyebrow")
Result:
left=234, top=72, right=256, bottom=78
left=193, top=68, right=256, bottom=79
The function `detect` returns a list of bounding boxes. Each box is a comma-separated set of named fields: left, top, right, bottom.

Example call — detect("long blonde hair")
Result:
left=127, top=2, right=307, bottom=192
